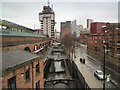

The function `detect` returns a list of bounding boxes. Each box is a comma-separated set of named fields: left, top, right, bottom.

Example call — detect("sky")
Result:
left=0, top=0, right=119, bottom=32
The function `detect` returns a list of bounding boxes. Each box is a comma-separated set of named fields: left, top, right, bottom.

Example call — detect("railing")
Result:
left=0, top=29, right=46, bottom=38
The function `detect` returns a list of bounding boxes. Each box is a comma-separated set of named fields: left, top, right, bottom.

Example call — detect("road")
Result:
left=73, top=44, right=117, bottom=88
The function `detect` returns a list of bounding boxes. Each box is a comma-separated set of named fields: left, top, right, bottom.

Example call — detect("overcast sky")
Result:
left=0, top=0, right=119, bottom=32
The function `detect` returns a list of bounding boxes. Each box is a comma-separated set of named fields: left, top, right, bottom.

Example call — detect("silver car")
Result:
left=94, top=70, right=104, bottom=80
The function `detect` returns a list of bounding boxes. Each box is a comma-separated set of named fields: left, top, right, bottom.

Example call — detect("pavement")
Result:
left=73, top=53, right=103, bottom=89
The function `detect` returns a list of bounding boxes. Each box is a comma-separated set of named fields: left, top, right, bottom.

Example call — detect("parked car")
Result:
left=94, top=70, right=104, bottom=80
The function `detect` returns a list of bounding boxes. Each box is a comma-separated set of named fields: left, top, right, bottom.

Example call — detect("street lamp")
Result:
left=103, top=40, right=106, bottom=90
left=102, top=25, right=107, bottom=90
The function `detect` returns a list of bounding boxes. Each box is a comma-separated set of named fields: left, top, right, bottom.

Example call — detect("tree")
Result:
left=61, top=34, right=74, bottom=53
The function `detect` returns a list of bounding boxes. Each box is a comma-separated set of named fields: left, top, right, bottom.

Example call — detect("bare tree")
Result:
left=61, top=34, right=74, bottom=53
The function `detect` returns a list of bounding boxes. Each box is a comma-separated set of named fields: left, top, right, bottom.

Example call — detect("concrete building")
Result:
left=87, top=19, right=93, bottom=31
left=71, top=20, right=77, bottom=34
left=76, top=25, right=83, bottom=38
left=60, top=21, right=71, bottom=39
left=39, top=3, right=55, bottom=38
left=54, top=29, right=60, bottom=40
left=54, top=29, right=57, bottom=39
left=1, top=50, right=44, bottom=89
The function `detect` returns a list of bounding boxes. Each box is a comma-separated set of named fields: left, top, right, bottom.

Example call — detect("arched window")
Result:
left=24, top=47, right=31, bottom=52
left=39, top=44, right=42, bottom=48
left=34, top=45, right=38, bottom=51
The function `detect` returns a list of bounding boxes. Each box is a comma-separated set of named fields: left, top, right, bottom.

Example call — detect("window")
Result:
left=0, top=25, right=2, bottom=29
left=8, top=76, right=16, bottom=90
left=95, top=37, right=97, bottom=39
left=117, top=41, right=120, bottom=45
left=2, top=26, right=7, bottom=29
left=25, top=69, right=30, bottom=81
left=36, top=81, right=40, bottom=90
left=117, top=48, right=120, bottom=54
left=95, top=40, right=97, bottom=43
left=36, top=63, right=40, bottom=74
left=118, top=34, right=120, bottom=38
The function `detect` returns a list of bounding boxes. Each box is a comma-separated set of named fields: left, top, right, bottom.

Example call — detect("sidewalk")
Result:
left=74, top=56, right=103, bottom=88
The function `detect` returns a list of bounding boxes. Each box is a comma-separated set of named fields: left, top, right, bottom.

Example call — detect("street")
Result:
left=74, top=44, right=117, bottom=88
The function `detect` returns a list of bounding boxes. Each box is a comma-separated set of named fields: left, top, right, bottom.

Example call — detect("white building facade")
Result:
left=76, top=25, right=83, bottom=38
left=39, top=5, right=55, bottom=38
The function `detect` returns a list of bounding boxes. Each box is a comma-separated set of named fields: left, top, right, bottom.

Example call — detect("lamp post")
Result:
left=103, top=40, right=106, bottom=90
left=72, top=32, right=76, bottom=61
left=102, top=25, right=107, bottom=90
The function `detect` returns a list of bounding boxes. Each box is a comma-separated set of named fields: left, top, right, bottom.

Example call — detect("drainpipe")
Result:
left=31, top=61, right=34, bottom=90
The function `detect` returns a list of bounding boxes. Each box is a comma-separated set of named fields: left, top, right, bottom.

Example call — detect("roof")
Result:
left=0, top=19, right=33, bottom=31
left=1, top=50, right=41, bottom=76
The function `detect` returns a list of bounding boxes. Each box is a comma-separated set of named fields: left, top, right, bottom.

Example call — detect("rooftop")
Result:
left=1, top=50, right=41, bottom=76
left=39, top=6, right=54, bottom=14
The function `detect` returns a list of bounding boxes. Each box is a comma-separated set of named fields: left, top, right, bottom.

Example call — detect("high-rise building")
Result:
left=71, top=20, right=77, bottom=34
left=39, top=2, right=55, bottom=38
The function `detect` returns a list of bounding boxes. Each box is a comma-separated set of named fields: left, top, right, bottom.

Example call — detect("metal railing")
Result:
left=0, top=29, right=45, bottom=38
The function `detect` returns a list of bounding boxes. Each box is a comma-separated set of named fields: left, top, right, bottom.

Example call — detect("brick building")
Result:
left=90, top=22, right=106, bottom=35
left=87, top=22, right=120, bottom=59
left=80, top=29, right=89, bottom=45
left=1, top=50, right=44, bottom=89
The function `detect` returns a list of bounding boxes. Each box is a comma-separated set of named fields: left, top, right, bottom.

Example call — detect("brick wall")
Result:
left=2, top=58, right=44, bottom=89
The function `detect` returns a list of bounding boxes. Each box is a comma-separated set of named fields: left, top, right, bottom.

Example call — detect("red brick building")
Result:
left=80, top=29, right=89, bottom=45
left=90, top=22, right=107, bottom=35
left=87, top=22, right=120, bottom=59
left=1, top=50, right=44, bottom=89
